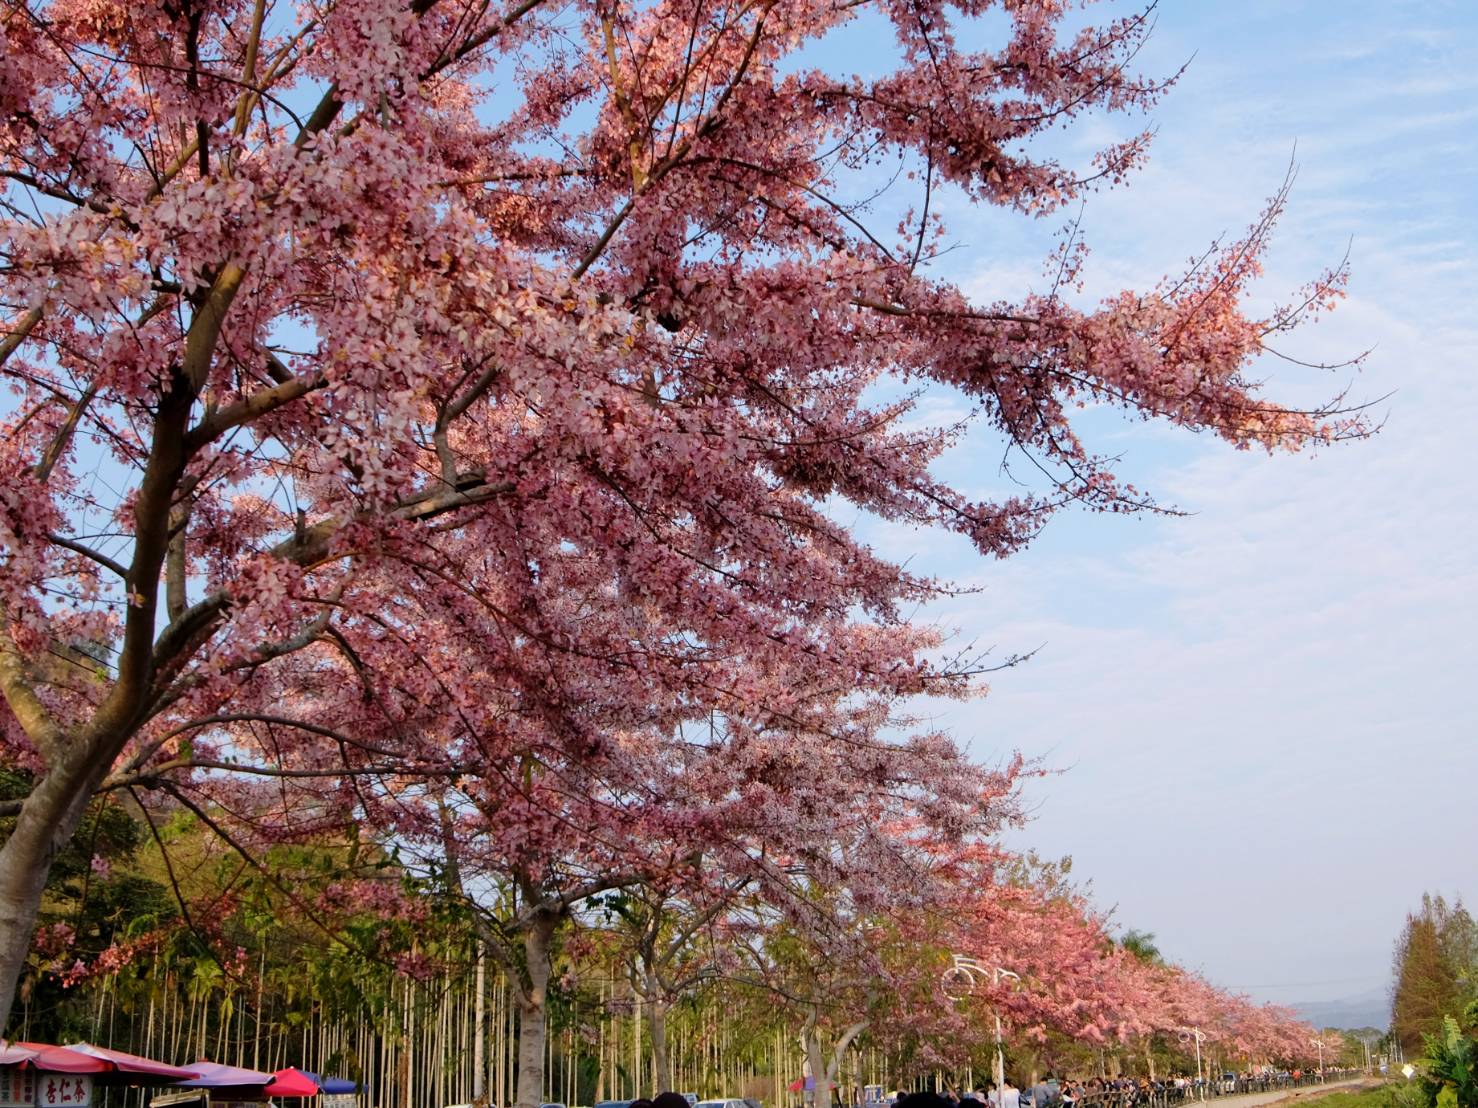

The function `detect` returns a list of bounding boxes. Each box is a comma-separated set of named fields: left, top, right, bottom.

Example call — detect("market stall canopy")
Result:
left=305, top=1075, right=360, bottom=1095
left=0, top=1043, right=111, bottom=1074
left=60, top=1044, right=201, bottom=1081
left=172, top=1062, right=274, bottom=1089
left=263, top=1071, right=320, bottom=1098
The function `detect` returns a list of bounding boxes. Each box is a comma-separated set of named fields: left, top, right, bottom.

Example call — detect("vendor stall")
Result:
left=147, top=1061, right=361, bottom=1108
left=2, top=1040, right=200, bottom=1108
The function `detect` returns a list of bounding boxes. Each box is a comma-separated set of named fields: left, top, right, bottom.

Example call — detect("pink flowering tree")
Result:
left=717, top=782, right=1031, bottom=1093
left=0, top=0, right=1362, bottom=1030
left=392, top=636, right=1017, bottom=1106
left=1116, top=962, right=1327, bottom=1074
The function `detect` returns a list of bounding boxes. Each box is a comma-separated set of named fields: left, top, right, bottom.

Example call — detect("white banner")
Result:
left=37, top=1075, right=92, bottom=1108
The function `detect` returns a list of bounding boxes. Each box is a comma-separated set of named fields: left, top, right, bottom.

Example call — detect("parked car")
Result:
left=594, top=1102, right=633, bottom=1108
left=695, top=1098, right=748, bottom=1108
left=1218, top=1075, right=1237, bottom=1094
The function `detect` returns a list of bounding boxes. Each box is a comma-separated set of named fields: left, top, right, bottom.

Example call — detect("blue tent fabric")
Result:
left=304, top=1074, right=361, bottom=1095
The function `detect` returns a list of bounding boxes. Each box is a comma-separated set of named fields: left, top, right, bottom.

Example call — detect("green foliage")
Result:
left=1419, top=1016, right=1477, bottom=1108
left=1119, top=930, right=1164, bottom=966
left=1314, top=1088, right=1416, bottom=1108
left=1388, top=1084, right=1439, bottom=1108
left=2, top=779, right=183, bottom=1041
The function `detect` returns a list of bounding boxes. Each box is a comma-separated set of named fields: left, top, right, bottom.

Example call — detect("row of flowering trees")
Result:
left=2, top=0, right=1361, bottom=1097
left=7, top=787, right=1331, bottom=1107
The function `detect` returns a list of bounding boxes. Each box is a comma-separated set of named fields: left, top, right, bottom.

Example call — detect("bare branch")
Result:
left=47, top=531, right=127, bottom=579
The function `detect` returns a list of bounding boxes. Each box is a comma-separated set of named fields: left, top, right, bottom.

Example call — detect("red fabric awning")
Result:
left=0, top=1043, right=113, bottom=1074
left=265, top=1069, right=322, bottom=1097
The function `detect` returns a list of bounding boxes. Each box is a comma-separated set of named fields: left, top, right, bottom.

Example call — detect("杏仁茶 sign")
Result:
left=36, top=1075, right=92, bottom=1108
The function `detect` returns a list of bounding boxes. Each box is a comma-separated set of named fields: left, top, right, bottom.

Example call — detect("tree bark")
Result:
left=650, top=996, right=672, bottom=1093
left=515, top=911, right=557, bottom=1108
left=0, top=752, right=110, bottom=1030
left=804, top=1018, right=828, bottom=1108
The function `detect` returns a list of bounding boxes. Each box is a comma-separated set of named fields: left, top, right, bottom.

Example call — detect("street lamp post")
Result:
left=1311, top=1039, right=1325, bottom=1081
left=943, top=956, right=1020, bottom=1105
left=990, top=967, right=1021, bottom=1104
left=1178, top=1029, right=1207, bottom=1102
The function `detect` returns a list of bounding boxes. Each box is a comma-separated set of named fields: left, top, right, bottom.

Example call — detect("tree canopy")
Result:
left=1, top=0, right=1362, bottom=1090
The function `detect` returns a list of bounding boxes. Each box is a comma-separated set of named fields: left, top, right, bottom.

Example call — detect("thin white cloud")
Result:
left=874, top=0, right=1478, bottom=1006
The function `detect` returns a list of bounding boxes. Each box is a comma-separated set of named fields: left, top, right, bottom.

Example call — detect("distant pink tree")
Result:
left=1124, top=961, right=1326, bottom=1071
left=0, top=0, right=1362, bottom=1031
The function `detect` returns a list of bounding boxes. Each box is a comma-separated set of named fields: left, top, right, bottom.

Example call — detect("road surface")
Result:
left=1198, top=1080, right=1371, bottom=1108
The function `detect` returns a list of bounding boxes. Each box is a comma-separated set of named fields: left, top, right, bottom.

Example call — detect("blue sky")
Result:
left=842, top=0, right=1477, bottom=1011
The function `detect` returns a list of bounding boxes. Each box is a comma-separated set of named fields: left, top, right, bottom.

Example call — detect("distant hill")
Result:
left=1291, top=988, right=1390, bottom=1031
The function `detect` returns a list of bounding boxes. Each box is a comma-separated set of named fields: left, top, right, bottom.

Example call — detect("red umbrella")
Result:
left=0, top=1044, right=111, bottom=1074
left=60, top=1044, right=200, bottom=1080
left=265, top=1069, right=322, bottom=1097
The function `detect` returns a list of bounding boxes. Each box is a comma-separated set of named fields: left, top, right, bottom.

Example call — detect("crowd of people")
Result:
left=888, top=1083, right=1184, bottom=1108
left=876, top=1069, right=1326, bottom=1108
left=885, top=1075, right=1189, bottom=1108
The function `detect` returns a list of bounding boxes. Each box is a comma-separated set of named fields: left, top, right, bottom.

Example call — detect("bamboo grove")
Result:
left=2, top=780, right=1338, bottom=1108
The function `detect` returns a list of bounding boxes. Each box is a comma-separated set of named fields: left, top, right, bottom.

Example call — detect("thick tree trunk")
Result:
left=805, top=1021, right=829, bottom=1108
left=0, top=756, right=103, bottom=1031
left=650, top=997, right=672, bottom=1093
left=1144, top=1039, right=1156, bottom=1080
left=515, top=912, right=557, bottom=1108
left=828, top=1022, right=867, bottom=1108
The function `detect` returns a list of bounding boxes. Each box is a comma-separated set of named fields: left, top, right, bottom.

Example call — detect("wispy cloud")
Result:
left=870, top=0, right=1478, bottom=1004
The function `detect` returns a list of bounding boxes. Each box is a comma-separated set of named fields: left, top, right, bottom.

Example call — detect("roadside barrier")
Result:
left=1066, top=1069, right=1364, bottom=1108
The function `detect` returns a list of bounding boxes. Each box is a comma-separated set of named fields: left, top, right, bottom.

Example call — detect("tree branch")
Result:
left=0, top=619, right=66, bottom=766
left=184, top=370, right=325, bottom=448
left=47, top=531, right=127, bottom=579
left=0, top=307, right=42, bottom=369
